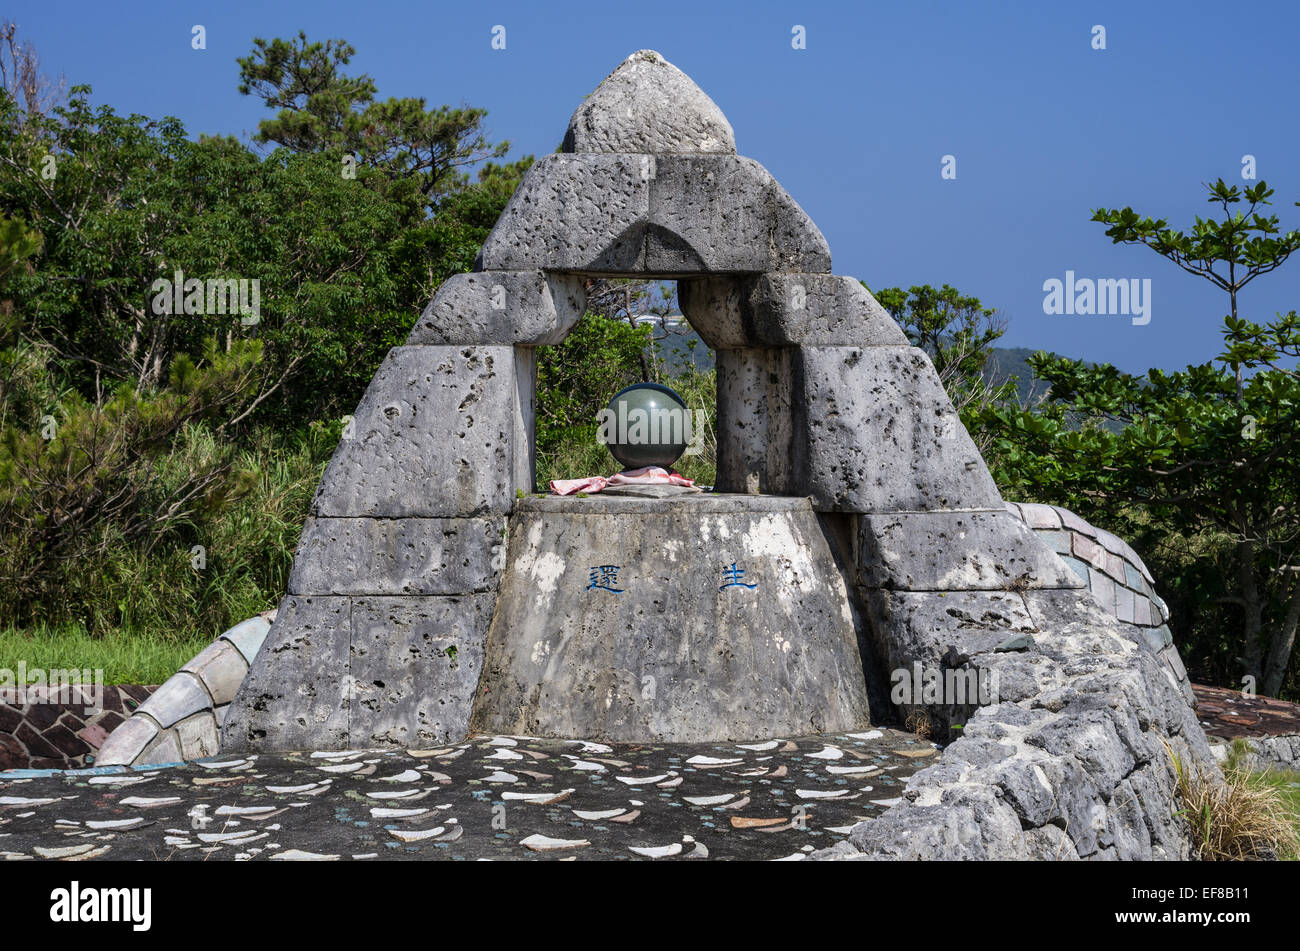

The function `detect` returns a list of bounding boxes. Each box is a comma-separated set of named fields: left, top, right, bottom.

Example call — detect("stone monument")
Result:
left=217, top=55, right=1212, bottom=864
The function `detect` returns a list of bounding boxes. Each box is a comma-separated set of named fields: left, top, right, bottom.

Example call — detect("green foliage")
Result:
left=536, top=314, right=652, bottom=485
left=979, top=179, right=1300, bottom=698
left=873, top=283, right=1004, bottom=382
left=534, top=284, right=719, bottom=488
left=1167, top=737, right=1300, bottom=861
left=236, top=34, right=378, bottom=154
left=0, top=361, right=330, bottom=638
left=237, top=31, right=510, bottom=207
left=0, top=329, right=266, bottom=627
left=656, top=357, right=716, bottom=487
left=1092, top=181, right=1300, bottom=305
left=0, top=213, right=40, bottom=278
left=0, top=624, right=209, bottom=685
left=89, top=423, right=330, bottom=637
left=1, top=88, right=516, bottom=426
left=0, top=29, right=525, bottom=646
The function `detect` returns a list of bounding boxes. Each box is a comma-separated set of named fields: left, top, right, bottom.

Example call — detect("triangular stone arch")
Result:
left=222, top=50, right=1090, bottom=752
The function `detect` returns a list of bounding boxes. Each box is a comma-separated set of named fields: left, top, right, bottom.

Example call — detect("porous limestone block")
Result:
left=563, top=50, right=736, bottom=155
left=478, top=154, right=650, bottom=272
left=348, top=596, right=492, bottom=749
left=769, top=176, right=834, bottom=273
left=406, top=270, right=587, bottom=346
left=647, top=155, right=831, bottom=273
left=747, top=273, right=906, bottom=346
left=792, top=346, right=1003, bottom=512
left=223, top=593, right=497, bottom=752
left=475, top=153, right=829, bottom=276
left=678, top=273, right=907, bottom=349
left=288, top=516, right=503, bottom=597
left=863, top=589, right=1039, bottom=677
left=675, top=275, right=753, bottom=349
left=858, top=510, right=1086, bottom=591
left=311, top=345, right=531, bottom=517
left=713, top=347, right=794, bottom=495
left=221, top=596, right=352, bottom=751
left=511, top=346, right=537, bottom=495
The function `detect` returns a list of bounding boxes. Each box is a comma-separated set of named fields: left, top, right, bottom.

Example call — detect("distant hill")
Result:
left=984, top=346, right=1055, bottom=404
left=647, top=319, right=714, bottom=375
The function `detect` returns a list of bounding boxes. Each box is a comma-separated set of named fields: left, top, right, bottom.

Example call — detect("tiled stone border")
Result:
left=93, top=614, right=273, bottom=767
left=0, top=686, right=155, bottom=770
left=1008, top=501, right=1197, bottom=707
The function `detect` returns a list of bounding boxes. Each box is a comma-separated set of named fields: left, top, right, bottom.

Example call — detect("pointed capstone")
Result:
left=563, top=50, right=736, bottom=155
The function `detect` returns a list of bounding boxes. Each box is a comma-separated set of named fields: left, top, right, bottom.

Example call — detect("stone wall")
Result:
left=815, top=587, right=1212, bottom=860
left=87, top=49, right=1225, bottom=863
left=220, top=346, right=530, bottom=753
left=802, top=480, right=1214, bottom=861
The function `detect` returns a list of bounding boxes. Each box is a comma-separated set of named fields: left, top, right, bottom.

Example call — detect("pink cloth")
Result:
left=549, top=466, right=695, bottom=496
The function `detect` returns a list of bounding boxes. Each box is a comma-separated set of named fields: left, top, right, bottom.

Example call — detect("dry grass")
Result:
left=903, top=708, right=933, bottom=741
left=1166, top=739, right=1300, bottom=861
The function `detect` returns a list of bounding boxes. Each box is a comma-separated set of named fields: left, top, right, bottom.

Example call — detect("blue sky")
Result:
left=9, top=0, right=1300, bottom=373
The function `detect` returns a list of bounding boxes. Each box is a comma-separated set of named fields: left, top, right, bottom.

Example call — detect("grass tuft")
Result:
left=1166, top=738, right=1300, bottom=861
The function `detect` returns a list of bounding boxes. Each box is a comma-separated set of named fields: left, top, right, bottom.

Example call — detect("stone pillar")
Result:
left=222, top=342, right=533, bottom=752
left=714, top=347, right=793, bottom=494
left=790, top=345, right=1002, bottom=513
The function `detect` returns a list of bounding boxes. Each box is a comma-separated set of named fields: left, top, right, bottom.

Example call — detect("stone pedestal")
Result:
left=470, top=494, right=873, bottom=742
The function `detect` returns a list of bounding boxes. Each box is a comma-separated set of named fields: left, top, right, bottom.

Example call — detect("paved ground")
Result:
left=1192, top=683, right=1300, bottom=741
left=0, top=729, right=931, bottom=861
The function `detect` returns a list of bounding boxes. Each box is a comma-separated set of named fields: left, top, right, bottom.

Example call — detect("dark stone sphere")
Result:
left=603, top=382, right=690, bottom=470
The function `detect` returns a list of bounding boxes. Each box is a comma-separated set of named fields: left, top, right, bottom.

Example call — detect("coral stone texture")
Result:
left=151, top=48, right=1216, bottom=860
left=793, top=347, right=1003, bottom=512
left=406, top=270, right=587, bottom=347
left=562, top=49, right=736, bottom=155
